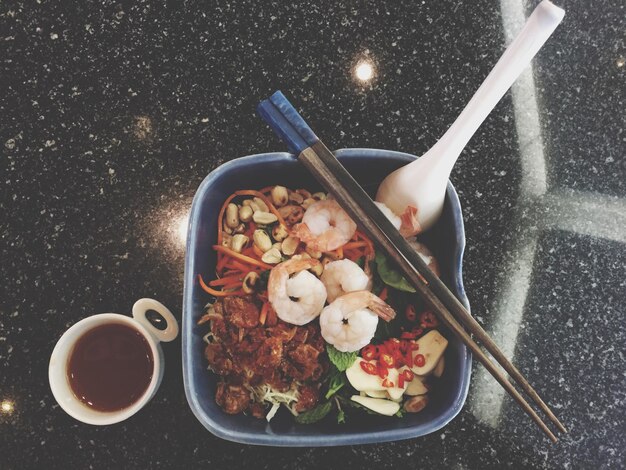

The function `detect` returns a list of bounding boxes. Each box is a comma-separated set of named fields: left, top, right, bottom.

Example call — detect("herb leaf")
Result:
left=374, top=252, right=416, bottom=293
left=326, top=344, right=358, bottom=371
left=325, top=367, right=348, bottom=400
left=295, top=401, right=333, bottom=424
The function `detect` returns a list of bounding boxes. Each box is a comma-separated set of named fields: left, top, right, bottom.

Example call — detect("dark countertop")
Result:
left=1, top=0, right=624, bottom=468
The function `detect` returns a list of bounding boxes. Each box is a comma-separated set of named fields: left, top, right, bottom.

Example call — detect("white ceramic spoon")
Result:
left=376, top=0, right=565, bottom=236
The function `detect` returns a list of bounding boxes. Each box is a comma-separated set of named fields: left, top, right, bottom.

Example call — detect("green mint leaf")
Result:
left=374, top=252, right=416, bottom=293
left=326, top=344, right=358, bottom=371
left=325, top=367, right=348, bottom=400
left=295, top=401, right=333, bottom=424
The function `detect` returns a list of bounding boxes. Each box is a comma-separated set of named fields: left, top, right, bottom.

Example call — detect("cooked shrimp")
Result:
left=319, top=291, right=396, bottom=352
left=321, top=259, right=371, bottom=303
left=407, top=239, right=441, bottom=277
left=268, top=258, right=327, bottom=326
left=293, top=199, right=356, bottom=252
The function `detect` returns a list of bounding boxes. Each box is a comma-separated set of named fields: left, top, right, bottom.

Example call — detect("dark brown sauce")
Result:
left=67, top=322, right=154, bottom=412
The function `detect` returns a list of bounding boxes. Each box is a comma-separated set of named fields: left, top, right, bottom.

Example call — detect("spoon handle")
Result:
left=429, top=0, right=564, bottom=174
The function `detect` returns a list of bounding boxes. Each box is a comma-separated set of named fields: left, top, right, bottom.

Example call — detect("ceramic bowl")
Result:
left=182, top=148, right=471, bottom=446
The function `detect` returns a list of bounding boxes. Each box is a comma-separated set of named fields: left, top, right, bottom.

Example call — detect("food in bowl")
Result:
left=197, top=185, right=449, bottom=424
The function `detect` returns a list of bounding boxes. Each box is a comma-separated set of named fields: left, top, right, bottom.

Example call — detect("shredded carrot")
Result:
left=208, top=274, right=244, bottom=286
left=216, top=252, right=230, bottom=273
left=198, top=274, right=245, bottom=297
left=225, top=260, right=257, bottom=273
left=259, top=186, right=274, bottom=194
left=252, top=244, right=264, bottom=258
left=379, top=287, right=388, bottom=301
left=259, top=302, right=269, bottom=325
left=213, top=245, right=273, bottom=270
left=343, top=249, right=364, bottom=261
left=341, top=241, right=368, bottom=251
left=221, top=280, right=245, bottom=290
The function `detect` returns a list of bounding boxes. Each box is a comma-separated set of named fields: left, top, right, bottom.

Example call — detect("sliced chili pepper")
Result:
left=413, top=353, right=426, bottom=368
left=409, top=341, right=420, bottom=351
left=382, top=378, right=394, bottom=388
left=405, top=304, right=417, bottom=322
left=401, top=369, right=415, bottom=381
left=400, top=331, right=417, bottom=339
left=379, top=353, right=394, bottom=368
left=377, top=364, right=389, bottom=379
left=404, top=351, right=414, bottom=368
left=360, top=361, right=378, bottom=375
left=392, top=353, right=404, bottom=369
left=419, top=310, right=439, bottom=328
left=361, top=345, right=377, bottom=361
left=398, top=375, right=405, bottom=388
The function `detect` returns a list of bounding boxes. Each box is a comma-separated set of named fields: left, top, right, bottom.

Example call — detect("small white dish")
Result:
left=49, top=298, right=178, bottom=425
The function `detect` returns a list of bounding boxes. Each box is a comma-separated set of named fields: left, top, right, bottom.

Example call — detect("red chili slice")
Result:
left=419, top=311, right=439, bottom=328
left=377, top=364, right=389, bottom=379
left=405, top=305, right=417, bottom=322
left=379, top=353, right=394, bottom=368
left=398, top=375, right=405, bottom=388
left=360, top=361, right=378, bottom=375
left=361, top=345, right=377, bottom=361
left=413, top=354, right=426, bottom=368
left=401, top=369, right=415, bottom=381
left=382, top=378, right=394, bottom=388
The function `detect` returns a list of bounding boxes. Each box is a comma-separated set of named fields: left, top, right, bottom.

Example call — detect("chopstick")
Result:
left=258, top=91, right=565, bottom=441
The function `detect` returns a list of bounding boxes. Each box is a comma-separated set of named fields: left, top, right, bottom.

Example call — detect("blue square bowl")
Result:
left=182, top=148, right=472, bottom=446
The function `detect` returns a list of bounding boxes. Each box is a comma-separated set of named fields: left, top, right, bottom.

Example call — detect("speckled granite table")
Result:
left=1, top=0, right=624, bottom=468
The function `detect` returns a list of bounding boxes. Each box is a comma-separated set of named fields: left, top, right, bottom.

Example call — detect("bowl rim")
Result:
left=182, top=148, right=472, bottom=446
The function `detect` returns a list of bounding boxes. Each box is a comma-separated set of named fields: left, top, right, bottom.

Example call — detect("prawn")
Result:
left=293, top=199, right=356, bottom=252
left=268, top=258, right=327, bottom=326
left=321, top=259, right=371, bottom=303
left=319, top=291, right=396, bottom=352
left=407, top=239, right=441, bottom=277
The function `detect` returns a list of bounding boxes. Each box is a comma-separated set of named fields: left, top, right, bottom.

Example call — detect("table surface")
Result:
left=1, top=0, right=625, bottom=468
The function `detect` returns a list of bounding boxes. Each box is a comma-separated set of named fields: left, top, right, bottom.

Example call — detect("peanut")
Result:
left=239, top=205, right=253, bottom=223
left=242, top=272, right=259, bottom=294
left=253, top=230, right=272, bottom=252
left=261, top=247, right=282, bottom=264
left=253, top=211, right=278, bottom=225
left=270, top=186, right=289, bottom=207
left=225, top=203, right=239, bottom=228
left=281, top=236, right=300, bottom=256
left=230, top=234, right=249, bottom=253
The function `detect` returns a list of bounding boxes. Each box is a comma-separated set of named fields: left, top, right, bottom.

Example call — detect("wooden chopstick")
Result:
left=298, top=143, right=561, bottom=442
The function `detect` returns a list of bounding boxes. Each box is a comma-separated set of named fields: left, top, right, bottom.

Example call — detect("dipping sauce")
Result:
left=67, top=323, right=154, bottom=412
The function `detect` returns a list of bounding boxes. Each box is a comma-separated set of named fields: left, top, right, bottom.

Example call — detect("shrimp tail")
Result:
left=281, top=257, right=320, bottom=274
left=399, top=205, right=422, bottom=237
left=367, top=293, right=396, bottom=322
